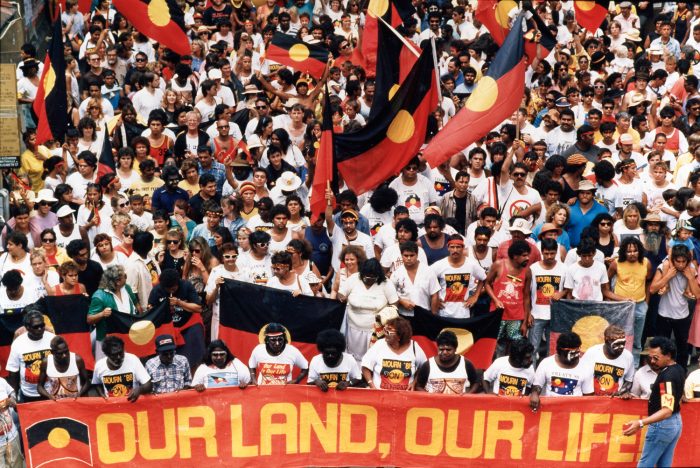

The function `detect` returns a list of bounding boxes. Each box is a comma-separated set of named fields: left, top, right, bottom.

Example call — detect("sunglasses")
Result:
left=217, top=125, right=229, bottom=129
left=119, top=201, right=130, bottom=208
left=255, top=242, right=269, bottom=248
left=38, top=201, right=53, bottom=206
left=512, top=172, right=527, bottom=178
left=223, top=254, right=238, bottom=259
left=191, top=248, right=202, bottom=253
left=42, top=238, right=56, bottom=243
left=256, top=105, right=267, bottom=109
left=603, top=106, right=614, bottom=110
left=166, top=239, right=180, bottom=244
left=599, top=222, right=611, bottom=226
left=124, top=233, right=134, bottom=238
left=135, top=58, right=146, bottom=62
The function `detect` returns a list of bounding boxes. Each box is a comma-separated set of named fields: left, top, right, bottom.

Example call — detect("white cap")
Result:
left=35, top=189, right=58, bottom=204
left=56, top=205, right=76, bottom=218
left=208, top=68, right=222, bottom=80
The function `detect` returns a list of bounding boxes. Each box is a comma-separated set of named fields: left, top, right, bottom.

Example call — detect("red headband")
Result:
left=447, top=238, right=465, bottom=247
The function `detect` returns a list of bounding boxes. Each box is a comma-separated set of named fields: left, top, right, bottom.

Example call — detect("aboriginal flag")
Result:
left=409, top=307, right=502, bottom=370
left=104, top=301, right=179, bottom=358
left=362, top=0, right=415, bottom=76
left=24, top=417, right=92, bottom=468
left=422, top=14, right=526, bottom=167
left=218, top=280, right=345, bottom=365
left=333, top=47, right=438, bottom=194
left=0, top=313, right=25, bottom=377
left=33, top=17, right=67, bottom=145
left=112, top=0, right=190, bottom=56
left=550, top=300, right=634, bottom=356
left=97, top=127, right=115, bottom=180
left=266, top=33, right=330, bottom=79
left=574, top=0, right=608, bottom=32
left=35, top=295, right=95, bottom=370
left=370, top=19, right=419, bottom=122
left=309, top=87, right=336, bottom=222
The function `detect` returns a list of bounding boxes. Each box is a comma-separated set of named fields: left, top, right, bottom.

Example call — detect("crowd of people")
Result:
left=3, top=0, right=700, bottom=466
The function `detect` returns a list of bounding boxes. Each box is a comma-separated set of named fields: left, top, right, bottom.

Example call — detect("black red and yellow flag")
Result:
left=25, top=417, right=92, bottom=467
left=333, top=46, right=438, bottom=194
left=574, top=0, right=609, bottom=32
left=0, top=313, right=25, bottom=377
left=218, top=279, right=345, bottom=365
left=112, top=0, right=190, bottom=56
left=409, top=307, right=502, bottom=370
left=36, top=295, right=95, bottom=370
left=97, top=127, right=115, bottom=180
left=370, top=19, right=419, bottom=122
left=309, top=86, right=336, bottom=222
left=104, top=301, right=179, bottom=358
left=266, top=33, right=331, bottom=79
left=33, top=17, right=67, bottom=145
left=362, top=0, right=415, bottom=76
left=475, top=0, right=555, bottom=61
left=423, top=14, right=526, bottom=167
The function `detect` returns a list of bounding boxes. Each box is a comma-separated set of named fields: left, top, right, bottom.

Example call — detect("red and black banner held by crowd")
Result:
left=266, top=33, right=331, bottom=79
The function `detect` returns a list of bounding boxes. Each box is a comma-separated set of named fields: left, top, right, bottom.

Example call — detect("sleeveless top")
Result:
left=596, top=238, right=615, bottom=258
left=614, top=258, right=649, bottom=302
left=213, top=136, right=238, bottom=163
left=490, top=260, right=527, bottom=321
left=269, top=229, right=293, bottom=253
left=419, top=234, right=450, bottom=265
left=45, top=352, right=81, bottom=399
left=53, top=283, right=82, bottom=296
left=425, top=356, right=469, bottom=395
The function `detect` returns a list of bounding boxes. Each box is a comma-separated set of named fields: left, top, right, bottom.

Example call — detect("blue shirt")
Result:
left=151, top=186, right=189, bottom=214
left=198, top=161, right=226, bottom=194
left=532, top=222, right=571, bottom=251
left=566, top=201, right=607, bottom=247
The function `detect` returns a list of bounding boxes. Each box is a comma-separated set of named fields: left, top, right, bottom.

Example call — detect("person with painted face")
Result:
left=308, top=329, right=362, bottom=392
left=192, top=340, right=251, bottom=391
left=483, top=338, right=535, bottom=396
left=580, top=325, right=635, bottom=396
left=151, top=165, right=189, bottom=215
left=248, top=323, right=308, bottom=385
left=92, top=336, right=152, bottom=401
left=37, top=336, right=90, bottom=400
left=414, top=330, right=480, bottom=394
left=529, top=332, right=594, bottom=411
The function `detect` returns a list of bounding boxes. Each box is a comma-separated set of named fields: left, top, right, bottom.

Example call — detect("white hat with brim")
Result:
left=56, top=205, right=75, bottom=218
left=35, top=189, right=58, bottom=204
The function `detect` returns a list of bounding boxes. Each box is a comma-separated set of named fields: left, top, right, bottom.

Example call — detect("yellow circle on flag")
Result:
left=386, top=110, right=415, bottom=144
left=251, top=0, right=267, bottom=6
left=48, top=428, right=71, bottom=449
left=42, top=66, right=56, bottom=95
left=148, top=0, right=171, bottom=27
left=577, top=1, right=595, bottom=11
left=289, top=43, right=310, bottom=62
left=441, top=327, right=474, bottom=355
left=572, top=315, right=609, bottom=352
left=367, top=0, right=389, bottom=19
left=129, top=320, right=156, bottom=346
left=388, top=83, right=400, bottom=101
left=495, top=0, right=517, bottom=28
left=466, top=76, right=499, bottom=112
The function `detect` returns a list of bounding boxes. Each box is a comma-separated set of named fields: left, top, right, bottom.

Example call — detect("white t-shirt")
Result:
left=580, top=343, right=635, bottom=396
left=5, top=332, right=55, bottom=397
left=191, top=359, right=251, bottom=388
left=530, top=261, right=566, bottom=320
left=563, top=261, right=609, bottom=301
left=339, top=275, right=399, bottom=330
left=205, top=265, right=246, bottom=340
left=498, top=180, right=542, bottom=230
left=390, top=263, right=441, bottom=316
left=307, top=352, right=362, bottom=387
left=533, top=355, right=594, bottom=396
left=483, top=356, right=536, bottom=396
left=236, top=253, right=272, bottom=285
left=379, top=242, right=428, bottom=275
left=329, top=225, right=374, bottom=272
left=544, top=127, right=577, bottom=156
left=388, top=175, right=438, bottom=225
left=248, top=343, right=308, bottom=385
left=25, top=270, right=61, bottom=298
left=266, top=274, right=313, bottom=296
left=614, top=178, right=646, bottom=209
left=430, top=257, right=485, bottom=318
left=0, top=288, right=41, bottom=314
left=359, top=205, right=394, bottom=239
left=92, top=352, right=151, bottom=398
left=0, top=378, right=18, bottom=441
left=360, top=339, right=427, bottom=391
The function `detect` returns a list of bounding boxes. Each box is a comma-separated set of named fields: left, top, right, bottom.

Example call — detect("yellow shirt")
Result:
left=178, top=179, right=199, bottom=198
left=612, top=128, right=641, bottom=146
left=20, top=145, right=51, bottom=192
left=614, top=258, right=649, bottom=302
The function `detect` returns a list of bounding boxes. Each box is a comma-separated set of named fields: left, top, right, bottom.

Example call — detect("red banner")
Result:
left=18, top=387, right=699, bottom=467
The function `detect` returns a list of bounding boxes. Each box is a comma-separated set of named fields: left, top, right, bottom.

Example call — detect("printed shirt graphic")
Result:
left=549, top=375, right=579, bottom=395
left=249, top=344, right=308, bottom=386
left=426, top=377, right=466, bottom=395
left=593, top=362, right=625, bottom=395
left=207, top=371, right=240, bottom=387
left=380, top=359, right=412, bottom=390
left=257, top=362, right=291, bottom=385
left=445, top=273, right=470, bottom=303
left=22, top=349, right=51, bottom=385
left=498, top=373, right=530, bottom=396
left=319, top=372, right=349, bottom=388
left=534, top=274, right=561, bottom=306
left=45, top=375, right=80, bottom=399
left=101, top=372, right=135, bottom=397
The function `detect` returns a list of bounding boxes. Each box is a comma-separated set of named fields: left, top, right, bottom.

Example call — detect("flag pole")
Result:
left=377, top=15, right=420, bottom=58
left=430, top=36, right=442, bottom=105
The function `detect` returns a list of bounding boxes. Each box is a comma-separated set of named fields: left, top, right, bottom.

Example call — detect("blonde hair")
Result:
left=545, top=203, right=570, bottom=225
left=111, top=212, right=131, bottom=228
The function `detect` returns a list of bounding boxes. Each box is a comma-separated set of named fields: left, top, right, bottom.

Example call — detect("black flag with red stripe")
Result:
left=266, top=33, right=331, bottom=79
left=104, top=301, right=179, bottom=358
left=34, top=17, right=67, bottom=145
left=218, top=280, right=345, bottom=365
left=112, top=0, right=190, bottom=55
left=36, top=295, right=95, bottom=370
left=0, top=313, right=25, bottom=377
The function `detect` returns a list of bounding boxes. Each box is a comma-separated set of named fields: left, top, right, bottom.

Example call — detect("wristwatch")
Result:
left=638, top=419, right=644, bottom=428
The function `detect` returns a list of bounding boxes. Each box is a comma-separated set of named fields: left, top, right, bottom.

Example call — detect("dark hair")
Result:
left=540, top=238, right=559, bottom=252
left=480, top=207, right=498, bottom=219
left=159, top=269, right=180, bottom=288
left=199, top=173, right=217, bottom=187
left=556, top=331, right=581, bottom=350
left=66, top=239, right=88, bottom=258
left=508, top=240, right=531, bottom=259
left=1, top=270, right=23, bottom=289
left=399, top=240, right=418, bottom=254
left=436, top=330, right=458, bottom=348
left=132, top=231, right=154, bottom=257
left=618, top=237, right=645, bottom=263
left=671, top=244, right=691, bottom=262
left=359, top=258, right=386, bottom=284
left=203, top=339, right=234, bottom=366
left=287, top=239, right=311, bottom=259
left=102, top=335, right=124, bottom=354
left=424, top=213, right=445, bottom=229
left=6, top=231, right=28, bottom=251
left=316, top=329, right=346, bottom=352
left=369, top=186, right=399, bottom=213
left=248, top=230, right=271, bottom=245
left=510, top=338, right=534, bottom=360
left=336, top=190, right=358, bottom=206
left=576, top=237, right=597, bottom=256
left=648, top=336, right=676, bottom=359
left=395, top=218, right=418, bottom=241
left=269, top=204, right=291, bottom=219
left=474, top=226, right=492, bottom=238
left=593, top=160, right=616, bottom=182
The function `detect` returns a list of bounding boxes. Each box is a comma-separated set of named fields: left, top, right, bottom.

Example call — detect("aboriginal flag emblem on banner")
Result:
left=266, top=33, right=330, bottom=79
left=33, top=17, right=67, bottom=145
left=104, top=301, right=179, bottom=358
left=422, top=13, right=526, bottom=167
left=37, top=295, right=95, bottom=370
left=112, top=0, right=190, bottom=55
left=574, top=0, right=609, bottom=32
left=0, top=313, right=25, bottom=377
left=409, top=307, right=502, bottom=369
left=218, top=280, right=345, bottom=364
left=24, top=417, right=92, bottom=467
left=550, top=299, right=634, bottom=355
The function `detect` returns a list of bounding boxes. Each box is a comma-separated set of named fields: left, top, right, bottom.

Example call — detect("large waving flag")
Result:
left=218, top=280, right=345, bottom=365
left=266, top=33, right=331, bottom=79
left=574, top=0, right=608, bottom=32
left=334, top=47, right=438, bottom=194
left=370, top=18, right=420, bottom=122
left=38, top=295, right=95, bottom=370
left=33, top=17, right=67, bottom=145
left=112, top=0, right=190, bottom=56
left=422, top=14, right=526, bottom=167
left=97, top=127, right=115, bottom=179
left=362, top=0, right=415, bottom=76
left=104, top=301, right=180, bottom=358
left=409, top=307, right=502, bottom=369
left=309, top=87, right=336, bottom=222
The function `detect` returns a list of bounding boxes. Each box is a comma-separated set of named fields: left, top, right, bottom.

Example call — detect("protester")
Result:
left=192, top=340, right=251, bottom=390
left=37, top=336, right=90, bottom=400
left=414, top=330, right=480, bottom=394
left=248, top=323, right=308, bottom=385
left=483, top=338, right=535, bottom=396
left=92, top=336, right=152, bottom=401
left=145, top=334, right=192, bottom=394
left=308, top=329, right=362, bottom=391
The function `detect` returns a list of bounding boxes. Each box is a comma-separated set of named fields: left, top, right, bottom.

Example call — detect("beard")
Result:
left=644, top=231, right=662, bottom=255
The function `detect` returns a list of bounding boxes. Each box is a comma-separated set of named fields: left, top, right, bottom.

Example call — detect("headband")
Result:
left=447, top=238, right=465, bottom=247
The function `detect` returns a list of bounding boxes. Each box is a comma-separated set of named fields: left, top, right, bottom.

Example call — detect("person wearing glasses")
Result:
left=267, top=251, right=313, bottom=296
left=37, top=229, right=69, bottom=269
left=206, top=243, right=244, bottom=339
